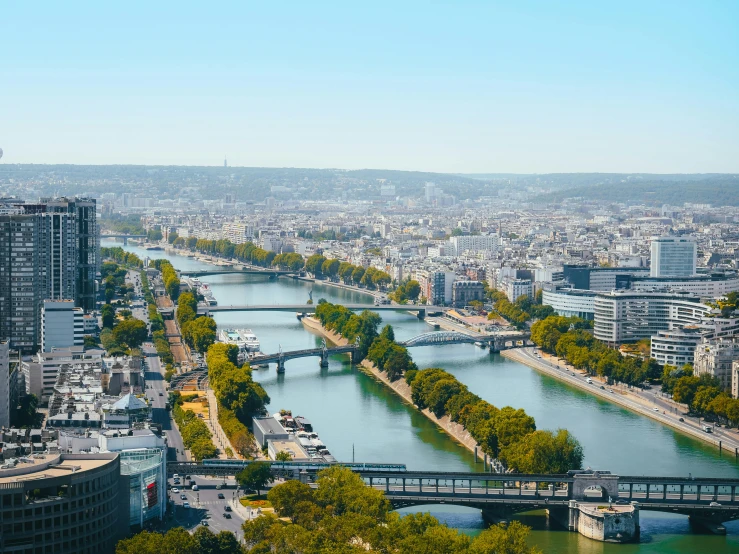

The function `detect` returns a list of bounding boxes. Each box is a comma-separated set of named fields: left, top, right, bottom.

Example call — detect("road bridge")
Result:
left=181, top=268, right=292, bottom=278
left=251, top=339, right=359, bottom=373
left=100, top=233, right=147, bottom=245
left=166, top=462, right=739, bottom=538
left=197, top=304, right=448, bottom=318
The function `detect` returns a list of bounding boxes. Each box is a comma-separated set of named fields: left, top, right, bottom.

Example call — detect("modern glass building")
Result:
left=650, top=236, right=697, bottom=278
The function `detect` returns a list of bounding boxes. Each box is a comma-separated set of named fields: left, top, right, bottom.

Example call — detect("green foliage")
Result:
left=305, top=253, right=327, bottom=277
left=206, top=343, right=268, bottom=456
left=314, top=302, right=381, bottom=360
left=192, top=238, right=277, bottom=267
left=112, top=318, right=148, bottom=349
left=146, top=227, right=163, bottom=242
left=101, top=246, right=143, bottom=268
left=499, top=429, right=584, bottom=474
left=183, top=316, right=218, bottom=354
left=236, top=466, right=542, bottom=553
left=152, top=259, right=180, bottom=301
left=101, top=304, right=115, bottom=329
left=271, top=252, right=305, bottom=271
left=531, top=315, right=653, bottom=386
left=389, top=279, right=421, bottom=303
left=172, top=402, right=217, bottom=461
left=16, top=394, right=41, bottom=427
left=83, top=335, right=99, bottom=348
left=236, top=461, right=273, bottom=494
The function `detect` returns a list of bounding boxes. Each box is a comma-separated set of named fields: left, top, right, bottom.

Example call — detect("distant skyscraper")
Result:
left=425, top=182, right=436, bottom=203
left=650, top=236, right=697, bottom=278
left=224, top=156, right=228, bottom=168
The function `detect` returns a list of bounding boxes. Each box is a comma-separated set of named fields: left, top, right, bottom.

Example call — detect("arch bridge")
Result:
left=250, top=339, right=359, bottom=373
left=400, top=330, right=530, bottom=352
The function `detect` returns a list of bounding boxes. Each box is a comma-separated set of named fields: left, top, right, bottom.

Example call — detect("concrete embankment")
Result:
left=301, top=316, right=484, bottom=460
left=502, top=348, right=739, bottom=453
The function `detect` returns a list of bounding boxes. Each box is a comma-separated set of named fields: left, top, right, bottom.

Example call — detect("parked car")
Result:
left=201, top=520, right=208, bottom=526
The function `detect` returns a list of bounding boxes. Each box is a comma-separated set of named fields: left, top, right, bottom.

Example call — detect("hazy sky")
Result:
left=2, top=2, right=737, bottom=173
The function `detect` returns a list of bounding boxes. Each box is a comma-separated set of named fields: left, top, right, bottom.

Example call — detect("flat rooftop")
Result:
left=0, top=456, right=112, bottom=484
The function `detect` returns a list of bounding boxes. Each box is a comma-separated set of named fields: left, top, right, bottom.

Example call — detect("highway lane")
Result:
left=144, top=342, right=187, bottom=461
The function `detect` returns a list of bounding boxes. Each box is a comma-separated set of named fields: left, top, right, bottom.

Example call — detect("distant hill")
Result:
left=537, top=175, right=739, bottom=206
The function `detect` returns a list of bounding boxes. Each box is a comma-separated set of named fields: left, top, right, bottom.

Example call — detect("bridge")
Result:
left=197, top=303, right=448, bottom=318
left=400, top=330, right=531, bottom=352
left=166, top=461, right=739, bottom=537
left=170, top=368, right=209, bottom=391
left=181, top=268, right=293, bottom=278
left=100, top=233, right=147, bottom=245
left=250, top=339, right=359, bottom=373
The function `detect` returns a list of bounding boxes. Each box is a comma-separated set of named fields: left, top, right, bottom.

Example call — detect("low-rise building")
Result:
left=452, top=280, right=485, bottom=307
left=694, top=337, right=739, bottom=390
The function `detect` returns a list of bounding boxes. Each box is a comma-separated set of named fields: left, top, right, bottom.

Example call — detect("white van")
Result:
left=586, top=378, right=593, bottom=384
left=192, top=484, right=199, bottom=491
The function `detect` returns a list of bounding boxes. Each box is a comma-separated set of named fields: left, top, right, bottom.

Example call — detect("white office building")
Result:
left=593, top=291, right=712, bottom=344
left=448, top=235, right=500, bottom=256
left=650, top=236, right=697, bottom=278
left=650, top=327, right=705, bottom=368
left=541, top=285, right=597, bottom=320
left=40, top=299, right=84, bottom=352
left=0, top=341, right=9, bottom=428
left=629, top=272, right=739, bottom=298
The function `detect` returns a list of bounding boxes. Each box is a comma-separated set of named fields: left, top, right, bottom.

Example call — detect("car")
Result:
left=653, top=408, right=659, bottom=412
left=709, top=502, right=721, bottom=507
left=615, top=499, right=629, bottom=505
left=159, top=392, right=163, bottom=396
left=600, top=385, right=605, bottom=390
left=201, top=520, right=209, bottom=526
left=172, top=488, right=179, bottom=493
left=218, top=493, right=225, bottom=499
left=173, top=474, right=180, bottom=479
left=223, top=512, right=232, bottom=519
left=180, top=494, right=186, bottom=500
left=679, top=417, right=685, bottom=422
left=183, top=502, right=190, bottom=509
left=224, top=505, right=232, bottom=512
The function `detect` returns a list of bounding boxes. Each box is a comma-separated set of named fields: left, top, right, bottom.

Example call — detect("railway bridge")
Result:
left=166, top=461, right=739, bottom=539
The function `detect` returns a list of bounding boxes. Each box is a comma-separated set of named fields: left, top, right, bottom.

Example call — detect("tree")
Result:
left=101, top=304, right=115, bottom=329
left=83, top=335, right=99, bottom=348
left=672, top=375, right=701, bottom=407
left=16, top=394, right=40, bottom=427
left=275, top=450, right=292, bottom=462
left=236, top=461, right=273, bottom=495
left=379, top=324, right=395, bottom=342
left=112, top=318, right=148, bottom=349
left=469, top=521, right=543, bottom=554
left=168, top=231, right=179, bottom=244
left=305, top=254, right=327, bottom=277
left=267, top=480, right=314, bottom=521
left=313, top=466, right=390, bottom=520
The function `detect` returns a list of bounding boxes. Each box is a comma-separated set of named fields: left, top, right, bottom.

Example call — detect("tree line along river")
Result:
left=106, top=240, right=739, bottom=553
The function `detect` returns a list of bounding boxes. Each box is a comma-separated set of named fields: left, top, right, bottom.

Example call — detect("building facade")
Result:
left=0, top=341, right=8, bottom=428
left=541, top=285, right=597, bottom=320
left=505, top=278, right=533, bottom=302
left=650, top=326, right=705, bottom=368
left=451, top=280, right=485, bottom=307
left=41, top=300, right=84, bottom=352
left=694, top=337, right=739, bottom=391
left=0, top=453, right=127, bottom=554
left=650, top=236, right=697, bottom=278
left=593, top=291, right=711, bottom=344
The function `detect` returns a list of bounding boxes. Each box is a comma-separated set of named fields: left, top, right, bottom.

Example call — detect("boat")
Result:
left=218, top=328, right=262, bottom=363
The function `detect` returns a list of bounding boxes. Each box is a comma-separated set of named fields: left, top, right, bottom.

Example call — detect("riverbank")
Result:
left=301, top=316, right=486, bottom=462
left=502, top=347, right=739, bottom=456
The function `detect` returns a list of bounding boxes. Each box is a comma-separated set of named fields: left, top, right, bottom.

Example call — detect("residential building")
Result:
left=222, top=221, right=255, bottom=244
left=650, top=326, right=705, bottom=368
left=650, top=236, right=697, bottom=278
left=694, top=337, right=739, bottom=391
left=0, top=341, right=8, bottom=428
left=629, top=271, right=739, bottom=298
left=448, top=234, right=499, bottom=255
left=41, top=299, right=84, bottom=352
left=452, top=280, right=485, bottom=307
left=505, top=278, right=533, bottom=302
left=21, top=347, right=105, bottom=403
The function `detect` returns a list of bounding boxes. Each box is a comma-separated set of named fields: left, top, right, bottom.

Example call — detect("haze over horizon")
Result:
left=2, top=1, right=738, bottom=173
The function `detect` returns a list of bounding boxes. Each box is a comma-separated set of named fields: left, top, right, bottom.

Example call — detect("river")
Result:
left=106, top=240, right=739, bottom=552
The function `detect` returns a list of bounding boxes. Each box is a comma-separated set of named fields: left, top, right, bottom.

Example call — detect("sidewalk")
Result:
left=206, top=389, right=241, bottom=459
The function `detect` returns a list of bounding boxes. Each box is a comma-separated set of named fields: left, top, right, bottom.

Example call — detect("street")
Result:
left=166, top=475, right=247, bottom=537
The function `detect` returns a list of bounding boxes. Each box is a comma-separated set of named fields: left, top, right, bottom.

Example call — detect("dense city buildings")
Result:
left=0, top=341, right=9, bottom=428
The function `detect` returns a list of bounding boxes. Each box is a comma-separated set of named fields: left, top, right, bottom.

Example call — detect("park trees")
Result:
left=236, top=461, right=273, bottom=495
left=305, top=254, right=327, bottom=277
left=101, top=303, right=115, bottom=329
left=112, top=318, right=148, bottom=349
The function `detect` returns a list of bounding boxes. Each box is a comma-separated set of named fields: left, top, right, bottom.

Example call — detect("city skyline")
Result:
left=2, top=2, right=738, bottom=173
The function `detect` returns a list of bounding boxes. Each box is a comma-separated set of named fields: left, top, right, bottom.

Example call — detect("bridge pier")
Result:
left=319, top=350, right=329, bottom=368
left=276, top=359, right=286, bottom=373
left=416, top=309, right=426, bottom=320
left=689, top=515, right=728, bottom=535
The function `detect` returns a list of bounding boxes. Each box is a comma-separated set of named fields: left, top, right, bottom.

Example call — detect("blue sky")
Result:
left=1, top=1, right=737, bottom=172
